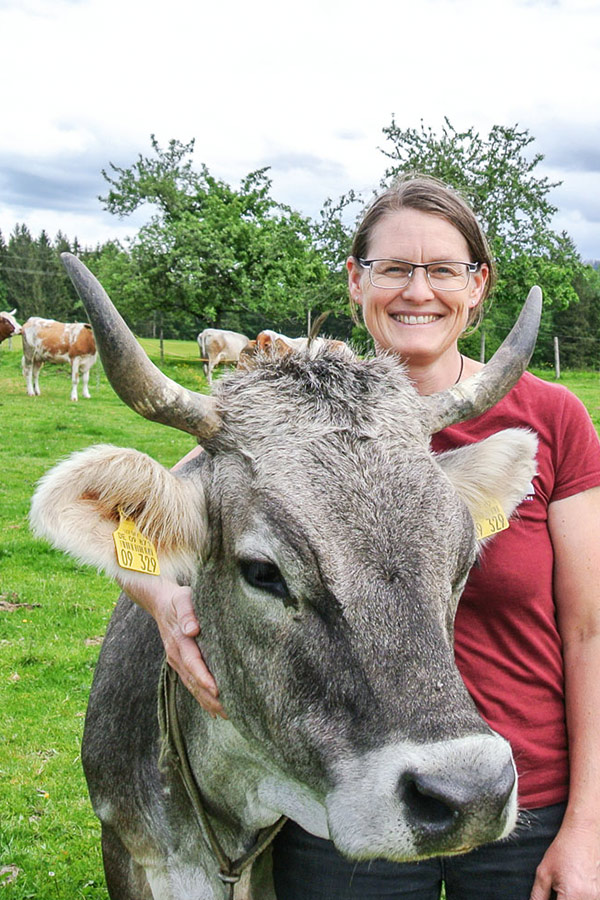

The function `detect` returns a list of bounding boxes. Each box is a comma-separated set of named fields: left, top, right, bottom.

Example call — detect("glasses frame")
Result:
left=358, top=258, right=480, bottom=292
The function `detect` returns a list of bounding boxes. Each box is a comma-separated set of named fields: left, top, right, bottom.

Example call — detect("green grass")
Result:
left=0, top=340, right=200, bottom=899
left=531, top=367, right=600, bottom=432
left=1, top=340, right=600, bottom=898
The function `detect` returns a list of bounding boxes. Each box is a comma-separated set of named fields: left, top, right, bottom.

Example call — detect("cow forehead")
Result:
left=210, top=351, right=431, bottom=451
left=207, top=438, right=474, bottom=608
left=203, top=352, right=470, bottom=556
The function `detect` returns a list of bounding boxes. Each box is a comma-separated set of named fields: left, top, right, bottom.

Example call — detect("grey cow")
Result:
left=31, top=255, right=541, bottom=900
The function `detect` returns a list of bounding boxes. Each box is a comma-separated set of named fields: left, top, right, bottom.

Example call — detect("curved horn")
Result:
left=61, top=253, right=221, bottom=441
left=423, top=286, right=542, bottom=434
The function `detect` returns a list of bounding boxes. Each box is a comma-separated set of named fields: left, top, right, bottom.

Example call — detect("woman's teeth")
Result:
left=392, top=314, right=439, bottom=325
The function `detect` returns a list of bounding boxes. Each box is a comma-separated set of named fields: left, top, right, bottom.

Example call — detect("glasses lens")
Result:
left=427, top=263, right=469, bottom=291
left=370, top=260, right=412, bottom=288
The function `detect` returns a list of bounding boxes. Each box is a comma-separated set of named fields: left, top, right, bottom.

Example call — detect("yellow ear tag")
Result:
left=473, top=499, right=510, bottom=541
left=113, top=509, right=160, bottom=575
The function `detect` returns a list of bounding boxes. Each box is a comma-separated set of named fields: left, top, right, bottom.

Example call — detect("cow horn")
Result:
left=60, top=254, right=221, bottom=441
left=424, top=286, right=542, bottom=434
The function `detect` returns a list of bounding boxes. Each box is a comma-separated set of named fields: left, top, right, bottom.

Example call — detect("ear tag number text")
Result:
left=474, top=499, right=510, bottom=541
left=113, top=509, right=160, bottom=575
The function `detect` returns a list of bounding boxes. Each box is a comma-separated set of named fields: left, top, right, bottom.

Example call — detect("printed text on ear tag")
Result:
left=113, top=509, right=160, bottom=575
left=474, top=499, right=510, bottom=540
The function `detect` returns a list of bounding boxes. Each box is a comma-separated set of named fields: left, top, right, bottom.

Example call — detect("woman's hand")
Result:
left=530, top=822, right=600, bottom=899
left=123, top=576, right=226, bottom=718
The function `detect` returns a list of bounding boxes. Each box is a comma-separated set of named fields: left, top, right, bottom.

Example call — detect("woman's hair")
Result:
left=350, top=174, right=496, bottom=331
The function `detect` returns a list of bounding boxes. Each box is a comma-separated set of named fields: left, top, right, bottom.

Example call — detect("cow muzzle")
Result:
left=325, top=733, right=517, bottom=861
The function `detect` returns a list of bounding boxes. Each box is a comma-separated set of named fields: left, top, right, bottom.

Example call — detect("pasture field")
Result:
left=1, top=336, right=600, bottom=899
left=0, top=339, right=199, bottom=899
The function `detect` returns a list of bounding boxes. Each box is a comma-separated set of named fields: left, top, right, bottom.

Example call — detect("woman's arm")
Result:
left=530, top=486, right=600, bottom=900
left=119, top=442, right=226, bottom=717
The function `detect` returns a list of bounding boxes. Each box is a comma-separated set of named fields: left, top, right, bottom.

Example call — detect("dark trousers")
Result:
left=272, top=803, right=565, bottom=900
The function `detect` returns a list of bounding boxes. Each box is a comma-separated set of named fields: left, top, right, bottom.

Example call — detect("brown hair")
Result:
left=350, top=174, right=496, bottom=331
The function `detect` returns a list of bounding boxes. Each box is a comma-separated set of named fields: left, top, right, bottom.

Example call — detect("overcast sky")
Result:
left=1, top=0, right=599, bottom=262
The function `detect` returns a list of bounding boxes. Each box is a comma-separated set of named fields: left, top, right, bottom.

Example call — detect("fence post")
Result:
left=479, top=330, right=486, bottom=364
left=554, top=336, right=560, bottom=380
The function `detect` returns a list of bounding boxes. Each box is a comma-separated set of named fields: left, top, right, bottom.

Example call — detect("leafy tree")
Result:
left=4, top=224, right=38, bottom=318
left=100, top=137, right=336, bottom=337
left=309, top=192, right=362, bottom=341
left=552, top=265, right=600, bottom=369
left=379, top=118, right=582, bottom=361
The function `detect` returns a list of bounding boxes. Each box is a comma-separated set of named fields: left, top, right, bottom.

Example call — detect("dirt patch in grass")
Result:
left=0, top=592, right=42, bottom=612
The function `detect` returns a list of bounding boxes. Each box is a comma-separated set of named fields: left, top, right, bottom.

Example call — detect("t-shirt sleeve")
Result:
left=551, top=389, right=600, bottom=502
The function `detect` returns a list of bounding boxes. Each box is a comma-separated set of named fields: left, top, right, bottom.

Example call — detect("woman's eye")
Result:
left=382, top=262, right=410, bottom=277
left=239, top=559, right=290, bottom=600
left=430, top=264, right=459, bottom=277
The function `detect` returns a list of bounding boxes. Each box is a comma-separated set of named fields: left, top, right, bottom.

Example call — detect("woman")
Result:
left=123, top=176, right=600, bottom=899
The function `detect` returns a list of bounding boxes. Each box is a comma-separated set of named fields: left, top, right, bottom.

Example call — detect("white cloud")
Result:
left=0, top=0, right=599, bottom=257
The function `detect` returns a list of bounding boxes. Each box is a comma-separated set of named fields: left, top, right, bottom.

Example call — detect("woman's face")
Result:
left=347, top=209, right=489, bottom=368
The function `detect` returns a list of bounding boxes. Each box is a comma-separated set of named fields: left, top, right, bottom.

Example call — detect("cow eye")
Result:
left=239, top=559, right=290, bottom=601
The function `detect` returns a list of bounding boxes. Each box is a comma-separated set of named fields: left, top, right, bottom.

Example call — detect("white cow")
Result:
left=21, top=317, right=98, bottom=401
left=197, top=328, right=251, bottom=385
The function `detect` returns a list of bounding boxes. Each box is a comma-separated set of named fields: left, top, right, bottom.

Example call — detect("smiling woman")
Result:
left=346, top=178, right=495, bottom=395
left=54, top=174, right=600, bottom=900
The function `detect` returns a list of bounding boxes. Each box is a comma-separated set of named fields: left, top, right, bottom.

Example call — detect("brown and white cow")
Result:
left=21, top=317, right=97, bottom=401
left=197, top=328, right=251, bottom=385
left=0, top=309, right=22, bottom=345
left=238, top=330, right=350, bottom=369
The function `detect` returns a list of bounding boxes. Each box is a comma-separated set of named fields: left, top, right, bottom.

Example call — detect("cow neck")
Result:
left=158, top=660, right=288, bottom=897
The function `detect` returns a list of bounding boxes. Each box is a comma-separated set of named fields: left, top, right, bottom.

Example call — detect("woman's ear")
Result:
left=346, top=256, right=364, bottom=306
left=469, top=263, right=489, bottom=307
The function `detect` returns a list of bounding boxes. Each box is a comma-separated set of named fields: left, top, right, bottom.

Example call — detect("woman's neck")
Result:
left=403, top=351, right=483, bottom=396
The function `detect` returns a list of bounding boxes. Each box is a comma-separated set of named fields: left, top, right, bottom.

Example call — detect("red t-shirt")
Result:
left=431, top=372, right=600, bottom=808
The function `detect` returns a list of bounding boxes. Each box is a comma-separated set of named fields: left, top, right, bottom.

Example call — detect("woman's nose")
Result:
left=401, top=267, right=435, bottom=301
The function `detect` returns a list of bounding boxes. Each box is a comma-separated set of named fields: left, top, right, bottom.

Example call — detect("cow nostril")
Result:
left=401, top=774, right=459, bottom=830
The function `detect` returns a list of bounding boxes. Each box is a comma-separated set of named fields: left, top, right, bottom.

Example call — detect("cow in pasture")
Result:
left=238, top=330, right=350, bottom=368
left=21, top=317, right=97, bottom=401
left=256, top=329, right=309, bottom=352
left=0, top=309, right=22, bottom=344
left=30, top=254, right=542, bottom=900
left=197, top=328, right=250, bottom=384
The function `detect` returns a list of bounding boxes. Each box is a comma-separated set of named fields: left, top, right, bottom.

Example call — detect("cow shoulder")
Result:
left=30, top=445, right=207, bottom=589
left=435, top=428, right=538, bottom=522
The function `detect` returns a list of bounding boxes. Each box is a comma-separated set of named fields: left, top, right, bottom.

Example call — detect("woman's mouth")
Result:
left=390, top=313, right=441, bottom=325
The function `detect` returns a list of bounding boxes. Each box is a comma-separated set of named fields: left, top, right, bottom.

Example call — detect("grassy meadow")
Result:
left=1, top=333, right=600, bottom=899
left=0, top=336, right=200, bottom=899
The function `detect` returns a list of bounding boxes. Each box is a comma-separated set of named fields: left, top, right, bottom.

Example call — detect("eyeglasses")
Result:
left=358, top=258, right=480, bottom=292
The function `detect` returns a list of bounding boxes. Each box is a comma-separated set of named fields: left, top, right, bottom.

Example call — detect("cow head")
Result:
left=30, top=255, right=541, bottom=861
left=0, top=309, right=22, bottom=342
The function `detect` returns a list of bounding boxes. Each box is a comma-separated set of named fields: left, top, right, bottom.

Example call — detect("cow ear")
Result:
left=30, top=445, right=207, bottom=589
left=436, top=429, right=538, bottom=524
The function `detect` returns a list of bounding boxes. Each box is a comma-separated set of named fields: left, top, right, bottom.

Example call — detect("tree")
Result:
left=552, top=265, right=600, bottom=369
left=0, top=229, right=7, bottom=307
left=4, top=224, right=37, bottom=318
left=100, top=137, right=336, bottom=337
left=379, top=118, right=582, bottom=361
